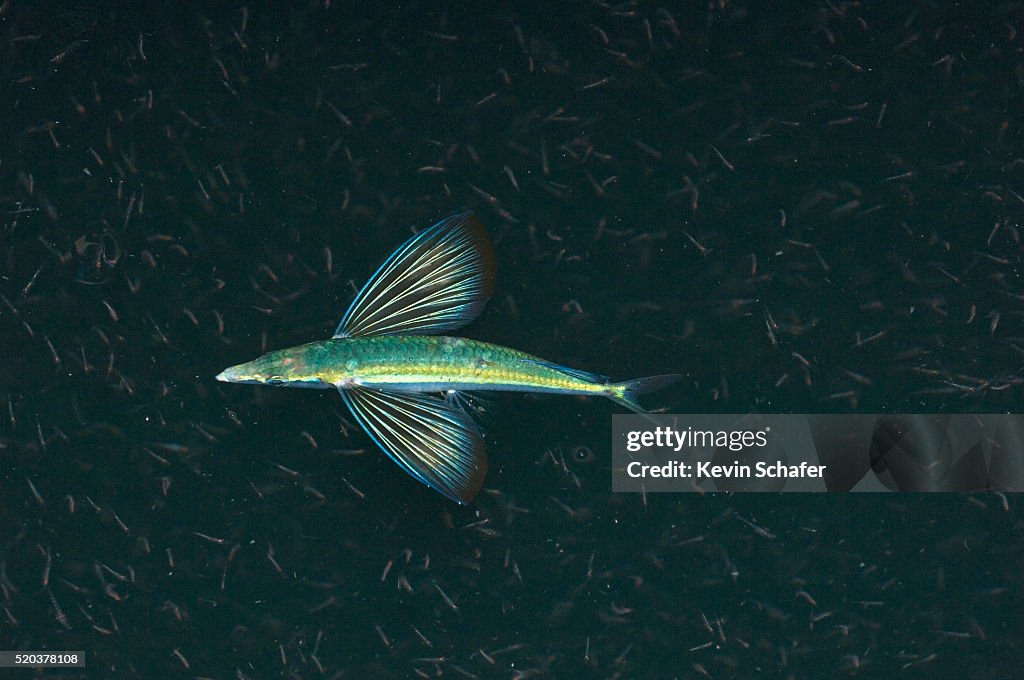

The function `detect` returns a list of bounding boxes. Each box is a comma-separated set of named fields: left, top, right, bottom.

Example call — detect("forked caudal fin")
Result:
left=609, top=374, right=683, bottom=415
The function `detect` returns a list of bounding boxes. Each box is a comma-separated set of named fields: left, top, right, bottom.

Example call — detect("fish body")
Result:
left=219, top=335, right=618, bottom=398
left=218, top=211, right=681, bottom=504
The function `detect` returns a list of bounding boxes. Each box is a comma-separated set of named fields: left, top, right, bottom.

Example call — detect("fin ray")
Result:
left=339, top=385, right=488, bottom=504
left=611, top=374, right=684, bottom=414
left=520, top=358, right=610, bottom=385
left=335, top=211, right=496, bottom=338
left=443, top=389, right=494, bottom=430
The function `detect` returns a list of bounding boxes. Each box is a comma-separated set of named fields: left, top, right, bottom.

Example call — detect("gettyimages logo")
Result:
left=612, top=414, right=1024, bottom=493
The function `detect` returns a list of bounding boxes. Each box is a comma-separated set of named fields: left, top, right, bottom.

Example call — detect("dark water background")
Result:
left=2, top=1, right=1022, bottom=677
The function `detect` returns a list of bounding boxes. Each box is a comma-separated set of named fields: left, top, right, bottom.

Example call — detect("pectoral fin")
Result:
left=339, top=385, right=488, bottom=504
left=334, top=211, right=496, bottom=338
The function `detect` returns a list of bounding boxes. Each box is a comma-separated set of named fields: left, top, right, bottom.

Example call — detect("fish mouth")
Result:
left=216, top=365, right=251, bottom=383
left=217, top=362, right=273, bottom=385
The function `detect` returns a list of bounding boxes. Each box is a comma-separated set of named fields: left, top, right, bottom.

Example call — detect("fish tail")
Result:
left=608, top=373, right=683, bottom=414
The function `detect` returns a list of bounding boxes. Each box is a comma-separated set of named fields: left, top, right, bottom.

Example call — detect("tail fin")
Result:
left=609, top=374, right=683, bottom=414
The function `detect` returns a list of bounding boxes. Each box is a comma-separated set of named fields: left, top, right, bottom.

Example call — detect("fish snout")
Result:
left=216, top=364, right=249, bottom=383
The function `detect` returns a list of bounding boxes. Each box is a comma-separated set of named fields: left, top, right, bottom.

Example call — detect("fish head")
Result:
left=216, top=343, right=331, bottom=388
